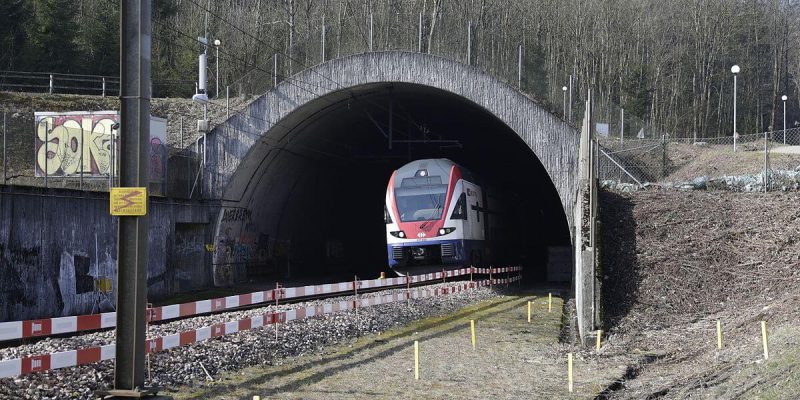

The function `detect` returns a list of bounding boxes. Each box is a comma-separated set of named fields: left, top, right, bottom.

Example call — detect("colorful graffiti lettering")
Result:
left=35, top=112, right=117, bottom=177
left=34, top=112, right=168, bottom=182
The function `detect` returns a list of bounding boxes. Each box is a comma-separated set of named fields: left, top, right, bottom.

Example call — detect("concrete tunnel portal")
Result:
left=207, top=52, right=579, bottom=286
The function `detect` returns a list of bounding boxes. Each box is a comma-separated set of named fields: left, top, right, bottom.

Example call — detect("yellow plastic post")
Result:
left=527, top=301, right=532, bottom=323
left=567, top=352, right=574, bottom=392
left=253, top=397, right=260, bottom=400
left=716, top=320, right=723, bottom=350
left=548, top=293, right=552, bottom=313
left=470, top=319, right=476, bottom=350
left=414, top=341, right=420, bottom=379
left=595, top=330, right=602, bottom=352
left=761, top=321, right=769, bottom=360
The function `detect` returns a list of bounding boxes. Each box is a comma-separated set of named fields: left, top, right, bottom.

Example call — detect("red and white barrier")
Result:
left=0, top=266, right=522, bottom=342
left=0, top=273, right=521, bottom=379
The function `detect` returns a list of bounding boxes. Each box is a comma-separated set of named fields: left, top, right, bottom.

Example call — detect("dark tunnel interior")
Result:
left=250, top=83, right=572, bottom=282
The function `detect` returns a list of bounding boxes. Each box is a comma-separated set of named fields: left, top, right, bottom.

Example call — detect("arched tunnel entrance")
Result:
left=212, top=82, right=573, bottom=285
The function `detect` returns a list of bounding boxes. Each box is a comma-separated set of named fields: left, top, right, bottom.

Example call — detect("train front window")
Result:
left=395, top=184, right=448, bottom=222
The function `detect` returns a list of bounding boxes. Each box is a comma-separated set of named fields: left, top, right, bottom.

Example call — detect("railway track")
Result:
left=0, top=267, right=521, bottom=383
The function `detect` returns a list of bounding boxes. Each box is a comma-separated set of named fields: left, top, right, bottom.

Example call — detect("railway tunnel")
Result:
left=205, top=51, right=579, bottom=286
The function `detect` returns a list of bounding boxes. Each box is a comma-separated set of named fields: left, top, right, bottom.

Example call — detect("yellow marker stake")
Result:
left=548, top=293, right=553, bottom=312
left=253, top=397, right=260, bottom=400
left=527, top=301, right=532, bottom=323
left=414, top=341, right=420, bottom=379
left=716, top=320, right=723, bottom=350
left=596, top=330, right=602, bottom=352
left=470, top=319, right=476, bottom=350
left=761, top=321, right=769, bottom=360
left=567, top=352, right=574, bottom=393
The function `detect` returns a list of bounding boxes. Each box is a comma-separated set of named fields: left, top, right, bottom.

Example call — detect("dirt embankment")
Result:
left=600, top=189, right=800, bottom=398
left=665, top=142, right=800, bottom=181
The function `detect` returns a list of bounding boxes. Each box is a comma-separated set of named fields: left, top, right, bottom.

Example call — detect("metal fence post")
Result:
left=418, top=13, right=423, bottom=52
left=2, top=111, right=5, bottom=183
left=369, top=13, right=374, bottom=51
left=226, top=86, right=230, bottom=119
left=467, top=21, right=472, bottom=66
left=44, top=119, right=48, bottom=187
left=517, top=45, right=523, bottom=89
left=102, top=77, right=106, bottom=97
left=321, top=17, right=326, bottom=62
left=620, top=108, right=624, bottom=145
left=764, top=132, right=769, bottom=192
left=49, top=74, right=54, bottom=94
left=273, top=54, right=278, bottom=87
left=79, top=124, right=84, bottom=190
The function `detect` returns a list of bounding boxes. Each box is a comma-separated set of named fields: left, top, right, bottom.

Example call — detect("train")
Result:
left=384, top=159, right=505, bottom=275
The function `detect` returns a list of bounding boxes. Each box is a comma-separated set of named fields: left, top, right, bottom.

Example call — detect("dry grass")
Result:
left=665, top=142, right=800, bottom=181
left=170, top=292, right=632, bottom=399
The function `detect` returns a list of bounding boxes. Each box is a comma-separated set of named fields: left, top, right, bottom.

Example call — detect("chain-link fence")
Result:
left=597, top=127, right=800, bottom=191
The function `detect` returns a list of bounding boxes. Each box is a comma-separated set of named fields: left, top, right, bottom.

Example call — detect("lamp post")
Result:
left=782, top=95, right=788, bottom=145
left=562, top=86, right=568, bottom=118
left=214, top=39, right=221, bottom=98
left=731, top=64, right=740, bottom=152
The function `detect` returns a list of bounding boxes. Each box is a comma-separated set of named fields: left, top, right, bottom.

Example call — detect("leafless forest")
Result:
left=4, top=0, right=800, bottom=139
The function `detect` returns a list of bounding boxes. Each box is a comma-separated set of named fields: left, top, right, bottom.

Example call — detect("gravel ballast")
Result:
left=0, top=282, right=499, bottom=399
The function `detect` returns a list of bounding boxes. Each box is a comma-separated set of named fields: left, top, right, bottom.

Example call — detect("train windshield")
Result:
left=395, top=176, right=448, bottom=222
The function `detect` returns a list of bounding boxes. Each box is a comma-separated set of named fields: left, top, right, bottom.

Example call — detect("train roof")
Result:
left=394, top=158, right=475, bottom=184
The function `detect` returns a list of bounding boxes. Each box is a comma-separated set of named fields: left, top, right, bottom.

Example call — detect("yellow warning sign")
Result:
left=110, top=187, right=147, bottom=216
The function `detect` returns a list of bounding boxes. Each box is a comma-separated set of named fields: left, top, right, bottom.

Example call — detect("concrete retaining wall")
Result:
left=0, top=186, right=214, bottom=321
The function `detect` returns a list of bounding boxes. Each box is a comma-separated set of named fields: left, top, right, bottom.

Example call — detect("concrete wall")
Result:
left=0, top=186, right=213, bottom=321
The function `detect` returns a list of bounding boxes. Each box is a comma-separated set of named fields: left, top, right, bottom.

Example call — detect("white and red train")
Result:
left=385, top=159, right=504, bottom=275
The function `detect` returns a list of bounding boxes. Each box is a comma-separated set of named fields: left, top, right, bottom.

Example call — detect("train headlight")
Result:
left=390, top=231, right=406, bottom=238
left=438, top=227, right=456, bottom=236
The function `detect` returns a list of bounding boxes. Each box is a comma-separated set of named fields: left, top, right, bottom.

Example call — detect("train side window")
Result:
left=450, top=193, right=467, bottom=220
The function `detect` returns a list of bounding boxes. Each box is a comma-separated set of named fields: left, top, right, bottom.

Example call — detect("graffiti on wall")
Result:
left=35, top=111, right=117, bottom=177
left=34, top=112, right=168, bottom=183
left=212, top=208, right=277, bottom=286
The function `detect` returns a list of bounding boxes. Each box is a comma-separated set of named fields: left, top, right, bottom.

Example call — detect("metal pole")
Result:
left=517, top=45, right=522, bottom=89
left=273, top=53, right=278, bottom=87
left=620, top=108, right=624, bottom=145
left=102, top=77, right=107, bottom=97
left=226, top=86, right=229, bottom=119
left=180, top=116, right=183, bottom=148
left=783, top=99, right=787, bottom=145
left=215, top=45, right=219, bottom=98
left=321, top=17, right=326, bottom=63
left=2, top=112, right=5, bottom=183
left=568, top=74, right=573, bottom=122
left=467, top=22, right=472, bottom=66
left=764, top=132, right=768, bottom=192
left=79, top=123, right=84, bottom=190
left=733, top=74, right=738, bottom=152
left=369, top=14, right=373, bottom=51
left=49, top=74, right=53, bottom=94
left=113, top=0, right=151, bottom=394
left=562, top=90, right=567, bottom=118
left=109, top=127, right=114, bottom=190
left=418, top=13, right=423, bottom=52
left=44, top=120, right=48, bottom=188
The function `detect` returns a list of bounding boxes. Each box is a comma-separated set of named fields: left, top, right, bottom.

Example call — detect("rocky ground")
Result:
left=0, top=282, right=498, bottom=400
left=599, top=189, right=800, bottom=398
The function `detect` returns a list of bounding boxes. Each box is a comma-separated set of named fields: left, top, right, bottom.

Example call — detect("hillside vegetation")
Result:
left=600, top=189, right=800, bottom=398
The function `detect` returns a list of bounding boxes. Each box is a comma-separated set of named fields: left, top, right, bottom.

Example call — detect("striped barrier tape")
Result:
left=0, top=266, right=522, bottom=342
left=0, top=274, right=522, bottom=379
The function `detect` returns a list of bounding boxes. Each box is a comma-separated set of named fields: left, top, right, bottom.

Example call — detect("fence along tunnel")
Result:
left=211, top=82, right=573, bottom=285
